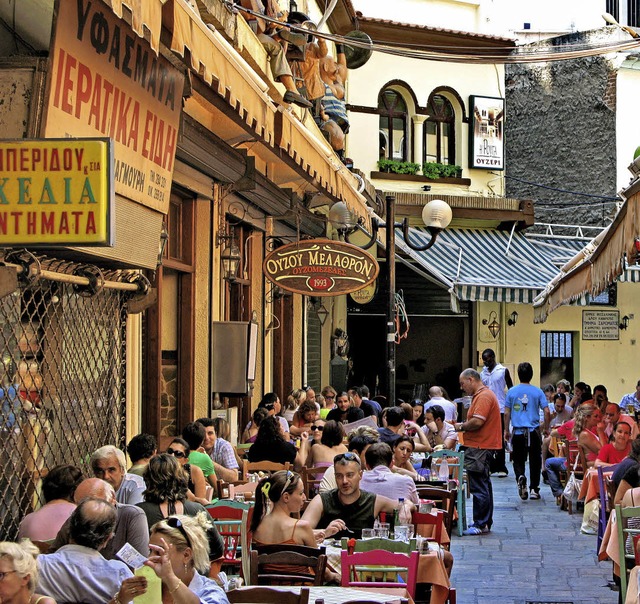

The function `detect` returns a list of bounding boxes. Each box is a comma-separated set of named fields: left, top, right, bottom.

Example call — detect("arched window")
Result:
left=378, top=89, right=408, bottom=161
left=424, top=94, right=455, bottom=165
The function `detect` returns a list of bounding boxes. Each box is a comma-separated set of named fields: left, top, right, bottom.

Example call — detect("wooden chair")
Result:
left=228, top=586, right=310, bottom=604
left=415, top=486, right=456, bottom=542
left=411, top=509, right=444, bottom=545
left=206, top=502, right=254, bottom=581
left=301, top=463, right=331, bottom=499
left=250, top=543, right=326, bottom=586
left=597, top=463, right=620, bottom=552
left=615, top=503, right=640, bottom=601
left=561, top=440, right=584, bottom=515
left=429, top=449, right=467, bottom=535
left=340, top=548, right=419, bottom=599
left=246, top=461, right=291, bottom=475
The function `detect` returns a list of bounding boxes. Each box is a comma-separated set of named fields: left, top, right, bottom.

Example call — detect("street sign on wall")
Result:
left=0, top=138, right=114, bottom=246
left=263, top=238, right=379, bottom=296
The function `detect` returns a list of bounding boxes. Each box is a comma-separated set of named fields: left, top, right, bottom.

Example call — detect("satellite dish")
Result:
left=343, top=30, right=373, bottom=69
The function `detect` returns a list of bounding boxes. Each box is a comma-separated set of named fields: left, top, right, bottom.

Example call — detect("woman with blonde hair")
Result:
left=120, top=512, right=228, bottom=603
left=0, top=539, right=55, bottom=604
left=283, top=388, right=307, bottom=423
left=573, top=403, right=605, bottom=468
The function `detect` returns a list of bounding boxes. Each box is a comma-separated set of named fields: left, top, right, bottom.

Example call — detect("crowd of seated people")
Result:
left=25, top=375, right=640, bottom=601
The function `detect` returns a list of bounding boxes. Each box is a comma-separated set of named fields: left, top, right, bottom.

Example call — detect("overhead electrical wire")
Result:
left=497, top=174, right=621, bottom=201
left=225, top=2, right=640, bottom=64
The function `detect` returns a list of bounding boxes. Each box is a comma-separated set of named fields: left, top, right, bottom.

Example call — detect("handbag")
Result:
left=562, top=456, right=583, bottom=504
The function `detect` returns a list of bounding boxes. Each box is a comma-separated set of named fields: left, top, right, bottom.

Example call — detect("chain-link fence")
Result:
left=0, top=255, right=133, bottom=541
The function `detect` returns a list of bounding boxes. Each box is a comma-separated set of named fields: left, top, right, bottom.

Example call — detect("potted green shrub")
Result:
left=422, top=162, right=462, bottom=179
left=377, top=159, right=421, bottom=175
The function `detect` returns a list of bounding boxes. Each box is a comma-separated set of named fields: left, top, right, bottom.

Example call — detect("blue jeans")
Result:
left=545, top=456, right=567, bottom=497
left=467, top=448, right=494, bottom=529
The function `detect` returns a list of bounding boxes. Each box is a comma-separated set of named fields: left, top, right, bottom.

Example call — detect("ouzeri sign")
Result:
left=263, top=239, right=379, bottom=296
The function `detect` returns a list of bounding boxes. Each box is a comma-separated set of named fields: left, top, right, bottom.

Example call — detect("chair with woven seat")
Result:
left=428, top=449, right=467, bottom=536
left=301, top=463, right=331, bottom=499
left=597, top=463, right=620, bottom=552
left=615, top=503, right=640, bottom=601
left=228, top=586, right=310, bottom=604
left=246, top=461, right=291, bottom=475
left=250, top=543, right=326, bottom=586
left=340, top=536, right=417, bottom=553
left=415, top=486, right=456, bottom=541
left=561, top=440, right=584, bottom=515
left=340, top=548, right=419, bottom=599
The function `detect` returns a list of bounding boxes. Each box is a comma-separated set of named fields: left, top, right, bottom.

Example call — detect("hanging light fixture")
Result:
left=221, top=243, right=241, bottom=282
left=316, top=303, right=329, bottom=326
left=508, top=311, right=519, bottom=327
left=620, top=315, right=631, bottom=330
left=482, top=311, right=501, bottom=339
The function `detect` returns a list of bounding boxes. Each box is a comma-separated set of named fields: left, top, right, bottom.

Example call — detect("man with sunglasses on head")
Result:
left=302, top=451, right=414, bottom=539
left=196, top=418, right=239, bottom=483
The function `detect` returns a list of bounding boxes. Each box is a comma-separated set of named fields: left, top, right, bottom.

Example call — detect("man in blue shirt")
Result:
left=504, top=362, right=550, bottom=501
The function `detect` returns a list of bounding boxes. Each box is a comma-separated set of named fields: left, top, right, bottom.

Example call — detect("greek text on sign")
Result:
left=263, top=239, right=380, bottom=296
left=43, top=0, right=184, bottom=213
left=582, top=310, right=620, bottom=341
left=0, top=138, right=114, bottom=246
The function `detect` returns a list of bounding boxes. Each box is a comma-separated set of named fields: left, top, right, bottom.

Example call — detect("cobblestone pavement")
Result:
left=449, top=469, right=618, bottom=604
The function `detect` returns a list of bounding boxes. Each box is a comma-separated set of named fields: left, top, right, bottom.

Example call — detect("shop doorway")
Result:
left=540, top=331, right=575, bottom=388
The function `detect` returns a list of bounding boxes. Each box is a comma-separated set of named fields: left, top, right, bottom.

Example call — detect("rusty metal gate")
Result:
left=0, top=253, right=140, bottom=540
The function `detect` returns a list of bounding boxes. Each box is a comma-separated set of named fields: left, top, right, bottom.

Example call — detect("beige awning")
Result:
left=533, top=180, right=640, bottom=322
left=102, top=0, right=166, bottom=53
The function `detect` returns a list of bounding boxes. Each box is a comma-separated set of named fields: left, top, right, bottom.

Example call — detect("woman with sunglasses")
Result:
left=0, top=540, right=55, bottom=604
left=137, top=454, right=208, bottom=530
left=306, top=420, right=347, bottom=466
left=145, top=513, right=229, bottom=603
left=166, top=438, right=209, bottom=505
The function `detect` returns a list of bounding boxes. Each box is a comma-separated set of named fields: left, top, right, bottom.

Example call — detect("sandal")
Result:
left=463, top=525, right=488, bottom=536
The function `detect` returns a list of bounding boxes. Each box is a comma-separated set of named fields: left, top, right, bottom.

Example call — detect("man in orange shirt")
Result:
left=455, top=368, right=502, bottom=535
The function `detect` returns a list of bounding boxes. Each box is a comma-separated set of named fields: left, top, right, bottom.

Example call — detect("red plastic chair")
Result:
left=411, top=509, right=445, bottom=545
left=340, top=548, right=419, bottom=598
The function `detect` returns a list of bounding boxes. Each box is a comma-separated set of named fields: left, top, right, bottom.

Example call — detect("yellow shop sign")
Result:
left=0, top=138, right=114, bottom=246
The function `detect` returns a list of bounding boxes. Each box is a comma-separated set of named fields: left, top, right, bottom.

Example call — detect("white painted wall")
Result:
left=351, top=0, right=610, bottom=42
left=616, top=62, right=640, bottom=191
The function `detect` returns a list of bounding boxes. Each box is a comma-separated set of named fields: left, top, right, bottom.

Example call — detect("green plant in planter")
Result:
left=377, top=159, right=421, bottom=175
left=422, top=161, right=462, bottom=179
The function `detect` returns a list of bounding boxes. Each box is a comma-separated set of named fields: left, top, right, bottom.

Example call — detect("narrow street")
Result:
left=450, top=470, right=617, bottom=603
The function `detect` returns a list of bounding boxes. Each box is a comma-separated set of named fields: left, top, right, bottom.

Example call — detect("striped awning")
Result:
left=396, top=227, right=564, bottom=305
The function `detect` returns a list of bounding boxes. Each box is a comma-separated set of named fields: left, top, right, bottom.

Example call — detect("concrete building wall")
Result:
left=504, top=30, right=620, bottom=227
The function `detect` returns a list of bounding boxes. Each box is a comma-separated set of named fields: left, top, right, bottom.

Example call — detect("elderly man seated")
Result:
left=90, top=445, right=145, bottom=505
left=360, top=442, right=419, bottom=504
left=37, top=497, right=143, bottom=604
left=302, top=451, right=414, bottom=538
left=49, top=477, right=150, bottom=560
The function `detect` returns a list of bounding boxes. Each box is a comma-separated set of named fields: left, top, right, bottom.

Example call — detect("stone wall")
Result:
left=505, top=29, right=620, bottom=227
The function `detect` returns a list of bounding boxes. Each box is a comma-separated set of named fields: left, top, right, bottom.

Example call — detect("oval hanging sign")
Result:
left=263, top=238, right=380, bottom=297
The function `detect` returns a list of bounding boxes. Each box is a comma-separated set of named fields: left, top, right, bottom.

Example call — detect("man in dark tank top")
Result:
left=301, top=452, right=413, bottom=539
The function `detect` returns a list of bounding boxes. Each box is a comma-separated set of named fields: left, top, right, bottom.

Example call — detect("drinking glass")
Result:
left=361, top=528, right=375, bottom=540
left=375, top=523, right=389, bottom=539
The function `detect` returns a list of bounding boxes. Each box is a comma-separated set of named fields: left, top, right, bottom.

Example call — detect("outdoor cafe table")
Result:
left=232, top=585, right=415, bottom=603
left=579, top=468, right=600, bottom=505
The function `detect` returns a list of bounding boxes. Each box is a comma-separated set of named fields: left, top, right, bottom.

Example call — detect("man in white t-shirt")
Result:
left=480, top=348, right=513, bottom=477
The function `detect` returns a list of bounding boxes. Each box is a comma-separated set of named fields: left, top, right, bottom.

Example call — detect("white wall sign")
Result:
left=582, top=310, right=619, bottom=340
